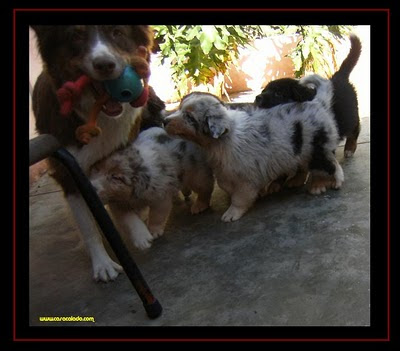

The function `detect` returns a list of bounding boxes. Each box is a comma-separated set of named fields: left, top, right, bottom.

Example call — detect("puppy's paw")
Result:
left=92, top=256, right=123, bottom=282
left=309, top=172, right=338, bottom=195
left=332, top=178, right=344, bottom=190
left=191, top=200, right=209, bottom=214
left=344, top=139, right=357, bottom=158
left=131, top=231, right=153, bottom=250
left=309, top=185, right=327, bottom=195
left=344, top=150, right=354, bottom=158
left=149, top=225, right=165, bottom=239
left=333, top=165, right=344, bottom=189
left=221, top=205, right=246, bottom=222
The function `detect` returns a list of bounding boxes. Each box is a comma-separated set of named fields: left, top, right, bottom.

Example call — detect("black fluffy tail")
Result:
left=335, top=34, right=362, bottom=80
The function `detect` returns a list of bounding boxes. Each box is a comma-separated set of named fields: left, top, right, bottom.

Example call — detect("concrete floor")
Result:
left=29, top=116, right=370, bottom=327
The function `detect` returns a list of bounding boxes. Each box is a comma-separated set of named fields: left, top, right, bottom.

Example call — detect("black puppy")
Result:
left=254, top=77, right=316, bottom=108
left=255, top=34, right=362, bottom=158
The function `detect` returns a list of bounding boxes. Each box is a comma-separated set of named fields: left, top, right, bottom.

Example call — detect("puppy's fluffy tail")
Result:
left=300, top=74, right=327, bottom=88
left=299, top=74, right=332, bottom=107
left=334, top=34, right=362, bottom=80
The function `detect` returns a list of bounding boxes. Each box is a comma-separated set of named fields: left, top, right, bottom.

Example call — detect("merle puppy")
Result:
left=164, top=92, right=343, bottom=222
left=255, top=34, right=362, bottom=158
left=90, top=127, right=214, bottom=246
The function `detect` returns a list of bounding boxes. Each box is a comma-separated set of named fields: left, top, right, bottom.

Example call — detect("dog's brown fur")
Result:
left=31, top=25, right=165, bottom=281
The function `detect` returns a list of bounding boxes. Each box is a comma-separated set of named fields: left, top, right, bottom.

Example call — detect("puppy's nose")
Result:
left=92, top=57, right=116, bottom=75
left=255, top=95, right=262, bottom=105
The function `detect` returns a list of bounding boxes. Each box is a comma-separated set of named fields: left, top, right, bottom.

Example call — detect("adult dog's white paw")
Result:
left=221, top=205, right=246, bottom=222
left=92, top=257, right=123, bottom=282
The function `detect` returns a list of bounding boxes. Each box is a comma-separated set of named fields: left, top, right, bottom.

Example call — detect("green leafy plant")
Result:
left=152, top=25, right=264, bottom=100
left=266, top=25, right=354, bottom=78
left=152, top=25, right=353, bottom=101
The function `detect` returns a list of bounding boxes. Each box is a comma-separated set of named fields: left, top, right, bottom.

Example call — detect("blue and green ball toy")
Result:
left=57, top=65, right=149, bottom=144
left=103, top=66, right=145, bottom=103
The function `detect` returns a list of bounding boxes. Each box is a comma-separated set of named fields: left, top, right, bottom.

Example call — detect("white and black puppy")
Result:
left=90, top=127, right=214, bottom=245
left=255, top=34, right=362, bottom=158
left=164, top=92, right=343, bottom=222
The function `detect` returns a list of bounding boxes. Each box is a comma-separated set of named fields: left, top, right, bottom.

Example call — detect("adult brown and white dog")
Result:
left=31, top=25, right=165, bottom=282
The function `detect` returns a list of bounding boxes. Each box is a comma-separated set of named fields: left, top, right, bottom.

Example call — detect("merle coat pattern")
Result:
left=255, top=34, right=362, bottom=158
left=164, top=92, right=344, bottom=222
left=90, top=127, right=214, bottom=245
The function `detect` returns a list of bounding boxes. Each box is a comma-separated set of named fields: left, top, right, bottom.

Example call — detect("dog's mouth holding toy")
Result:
left=91, top=65, right=149, bottom=117
left=91, top=81, right=124, bottom=118
left=57, top=64, right=149, bottom=144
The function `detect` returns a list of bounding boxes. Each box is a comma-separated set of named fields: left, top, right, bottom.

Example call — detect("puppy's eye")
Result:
left=274, top=92, right=283, bottom=98
left=183, top=111, right=199, bottom=128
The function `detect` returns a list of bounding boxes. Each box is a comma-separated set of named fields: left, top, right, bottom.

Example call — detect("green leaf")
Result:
left=186, top=27, right=199, bottom=41
left=233, top=25, right=246, bottom=37
left=203, top=26, right=218, bottom=41
left=199, top=32, right=213, bottom=55
left=217, top=25, right=231, bottom=37
left=292, top=54, right=302, bottom=72
left=301, top=44, right=310, bottom=61
left=151, top=25, right=354, bottom=99
left=213, top=35, right=227, bottom=50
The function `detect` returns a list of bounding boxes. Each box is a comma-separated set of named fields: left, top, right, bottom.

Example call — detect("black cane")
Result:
left=30, top=135, right=162, bottom=319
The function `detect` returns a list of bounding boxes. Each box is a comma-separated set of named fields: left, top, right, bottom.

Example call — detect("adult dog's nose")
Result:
left=92, top=57, right=116, bottom=75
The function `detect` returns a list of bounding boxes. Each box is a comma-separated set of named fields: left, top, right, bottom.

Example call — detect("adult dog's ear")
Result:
left=206, top=116, right=229, bottom=139
left=292, top=84, right=316, bottom=102
left=30, top=25, right=56, bottom=37
left=147, top=86, right=166, bottom=112
left=30, top=25, right=42, bottom=33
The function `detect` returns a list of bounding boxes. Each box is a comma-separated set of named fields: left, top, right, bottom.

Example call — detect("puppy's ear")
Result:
left=207, top=116, right=229, bottom=139
left=291, top=84, right=316, bottom=102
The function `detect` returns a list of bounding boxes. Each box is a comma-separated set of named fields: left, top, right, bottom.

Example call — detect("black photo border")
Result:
left=11, top=6, right=392, bottom=346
